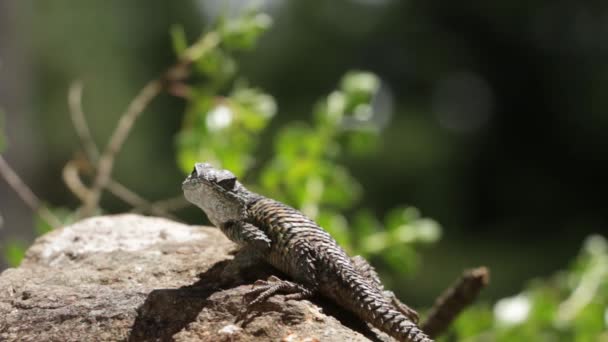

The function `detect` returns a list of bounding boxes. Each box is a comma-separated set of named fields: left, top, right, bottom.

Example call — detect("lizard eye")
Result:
left=216, top=170, right=237, bottom=190
left=218, top=177, right=236, bottom=190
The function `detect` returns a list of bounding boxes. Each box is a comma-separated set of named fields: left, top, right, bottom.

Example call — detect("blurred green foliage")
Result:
left=175, top=11, right=608, bottom=339
left=34, top=207, right=77, bottom=236
left=2, top=207, right=75, bottom=267
left=1, top=8, right=606, bottom=340
left=176, top=11, right=275, bottom=177
left=0, top=108, right=76, bottom=266
left=3, top=240, right=26, bottom=268
left=175, top=12, right=441, bottom=277
left=447, top=235, right=608, bottom=341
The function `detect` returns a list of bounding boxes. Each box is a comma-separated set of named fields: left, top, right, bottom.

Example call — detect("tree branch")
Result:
left=78, top=80, right=163, bottom=218
left=421, top=266, right=490, bottom=338
left=68, top=81, right=100, bottom=161
left=63, top=160, right=179, bottom=220
left=77, top=30, right=219, bottom=219
left=0, top=154, right=62, bottom=228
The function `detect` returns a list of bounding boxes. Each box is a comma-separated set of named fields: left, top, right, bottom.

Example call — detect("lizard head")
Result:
left=182, top=162, right=253, bottom=226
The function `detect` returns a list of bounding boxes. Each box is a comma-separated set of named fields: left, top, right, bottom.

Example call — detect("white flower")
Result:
left=206, top=105, right=233, bottom=131
left=494, top=294, right=531, bottom=326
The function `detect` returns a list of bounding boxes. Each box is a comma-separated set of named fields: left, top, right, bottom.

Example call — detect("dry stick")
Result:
left=69, top=82, right=160, bottom=214
left=421, top=266, right=490, bottom=338
left=62, top=160, right=91, bottom=201
left=78, top=32, right=220, bottom=219
left=68, top=81, right=100, bottom=160
left=63, top=160, right=178, bottom=220
left=69, top=83, right=178, bottom=219
left=78, top=80, right=163, bottom=218
left=0, top=155, right=62, bottom=228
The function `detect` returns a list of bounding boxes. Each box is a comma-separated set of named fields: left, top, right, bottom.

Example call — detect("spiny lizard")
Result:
left=182, top=162, right=432, bottom=342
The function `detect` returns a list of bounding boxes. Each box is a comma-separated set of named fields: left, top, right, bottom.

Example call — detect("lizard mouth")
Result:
left=181, top=176, right=201, bottom=191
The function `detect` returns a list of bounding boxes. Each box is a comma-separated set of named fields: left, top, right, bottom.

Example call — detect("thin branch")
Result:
left=62, top=159, right=91, bottom=201
left=77, top=30, right=220, bottom=218
left=421, top=266, right=490, bottom=338
left=68, top=81, right=99, bottom=161
left=68, top=80, right=176, bottom=219
left=166, top=82, right=192, bottom=99
left=78, top=80, right=163, bottom=218
left=63, top=159, right=178, bottom=220
left=180, top=31, right=220, bottom=68
left=0, top=154, right=62, bottom=228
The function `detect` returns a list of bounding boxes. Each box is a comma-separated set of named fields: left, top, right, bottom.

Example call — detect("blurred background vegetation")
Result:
left=1, top=1, right=607, bottom=340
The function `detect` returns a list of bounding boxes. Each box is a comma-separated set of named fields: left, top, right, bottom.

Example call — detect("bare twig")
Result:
left=78, top=80, right=163, bottom=218
left=77, top=31, right=220, bottom=219
left=166, top=82, right=192, bottom=99
left=68, top=81, right=100, bottom=161
left=63, top=159, right=178, bottom=220
left=68, top=81, right=177, bottom=219
left=0, top=154, right=62, bottom=228
left=74, top=31, right=219, bottom=218
left=422, top=266, right=490, bottom=338
left=62, top=159, right=91, bottom=201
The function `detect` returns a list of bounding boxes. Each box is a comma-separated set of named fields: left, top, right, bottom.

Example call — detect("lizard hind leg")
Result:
left=351, top=255, right=420, bottom=323
left=244, top=275, right=314, bottom=307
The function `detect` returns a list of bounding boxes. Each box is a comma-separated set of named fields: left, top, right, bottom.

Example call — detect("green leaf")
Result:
left=34, top=207, right=75, bottom=235
left=319, top=164, right=361, bottom=208
left=345, top=130, right=379, bottom=156
left=449, top=304, right=494, bottom=339
left=385, top=206, right=420, bottom=231
left=317, top=210, right=352, bottom=252
left=4, top=240, right=26, bottom=267
left=341, top=71, right=380, bottom=98
left=195, top=48, right=236, bottom=83
left=352, top=209, right=382, bottom=240
left=170, top=24, right=188, bottom=56
left=384, top=246, right=418, bottom=275
left=219, top=12, right=273, bottom=51
left=314, top=91, right=346, bottom=129
left=360, top=231, right=389, bottom=254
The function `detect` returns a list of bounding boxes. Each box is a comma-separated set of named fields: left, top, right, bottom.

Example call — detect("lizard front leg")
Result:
left=220, top=220, right=272, bottom=252
left=221, top=221, right=316, bottom=306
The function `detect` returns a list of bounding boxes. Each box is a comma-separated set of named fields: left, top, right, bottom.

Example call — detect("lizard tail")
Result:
left=339, top=272, right=433, bottom=342
left=359, top=300, right=432, bottom=342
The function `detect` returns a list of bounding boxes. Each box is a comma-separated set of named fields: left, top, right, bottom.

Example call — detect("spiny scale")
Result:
left=248, top=198, right=432, bottom=342
left=183, top=163, right=431, bottom=342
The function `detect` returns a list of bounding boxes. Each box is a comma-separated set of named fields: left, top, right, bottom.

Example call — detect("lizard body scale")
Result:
left=182, top=162, right=432, bottom=342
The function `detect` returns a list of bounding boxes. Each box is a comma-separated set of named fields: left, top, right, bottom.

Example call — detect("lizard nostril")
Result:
left=191, top=168, right=197, bottom=177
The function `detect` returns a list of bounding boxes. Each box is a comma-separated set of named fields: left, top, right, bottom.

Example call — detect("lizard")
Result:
left=182, top=162, right=432, bottom=342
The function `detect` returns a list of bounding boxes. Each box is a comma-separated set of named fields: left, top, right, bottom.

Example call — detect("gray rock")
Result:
left=0, top=214, right=382, bottom=342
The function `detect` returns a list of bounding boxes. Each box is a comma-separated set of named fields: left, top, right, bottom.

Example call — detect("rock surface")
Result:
left=0, top=214, right=386, bottom=342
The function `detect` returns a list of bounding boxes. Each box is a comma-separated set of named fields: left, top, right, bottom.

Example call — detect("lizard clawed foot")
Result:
left=243, top=275, right=313, bottom=307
